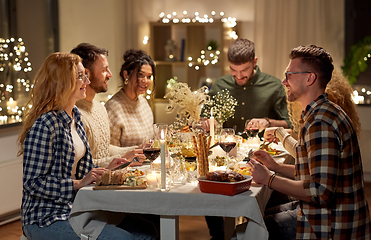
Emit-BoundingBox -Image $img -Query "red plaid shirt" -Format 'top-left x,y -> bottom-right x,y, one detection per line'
296,94 -> 370,239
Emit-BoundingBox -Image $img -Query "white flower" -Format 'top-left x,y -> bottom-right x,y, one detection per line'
202,89 -> 238,123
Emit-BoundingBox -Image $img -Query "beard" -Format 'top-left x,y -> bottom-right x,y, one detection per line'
89,73 -> 108,93
286,89 -> 300,102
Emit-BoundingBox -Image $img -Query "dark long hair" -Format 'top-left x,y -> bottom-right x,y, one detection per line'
120,49 -> 156,100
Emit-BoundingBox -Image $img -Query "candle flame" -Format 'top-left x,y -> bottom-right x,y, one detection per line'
161,129 -> 165,140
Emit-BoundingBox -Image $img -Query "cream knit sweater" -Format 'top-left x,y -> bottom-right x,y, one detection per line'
105,89 -> 154,147
76,99 -> 135,167
274,127 -> 297,158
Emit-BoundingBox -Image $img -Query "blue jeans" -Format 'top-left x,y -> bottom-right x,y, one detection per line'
23,214 -> 158,240
264,200 -> 299,240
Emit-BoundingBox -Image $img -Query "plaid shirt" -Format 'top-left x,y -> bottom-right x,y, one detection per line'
296,94 -> 370,239
21,107 -> 95,228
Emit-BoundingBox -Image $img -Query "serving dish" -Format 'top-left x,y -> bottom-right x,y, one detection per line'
198,175 -> 252,196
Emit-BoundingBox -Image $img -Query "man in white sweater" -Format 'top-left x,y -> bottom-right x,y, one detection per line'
71,43 -> 144,168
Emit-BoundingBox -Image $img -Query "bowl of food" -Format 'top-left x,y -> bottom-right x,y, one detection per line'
198,170 -> 252,196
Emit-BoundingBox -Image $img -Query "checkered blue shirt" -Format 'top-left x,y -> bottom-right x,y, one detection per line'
21,107 -> 96,228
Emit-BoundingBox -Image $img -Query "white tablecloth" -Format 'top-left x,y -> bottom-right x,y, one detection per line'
69,182 -> 272,240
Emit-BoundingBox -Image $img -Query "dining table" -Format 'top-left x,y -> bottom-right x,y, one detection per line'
69,178 -> 273,240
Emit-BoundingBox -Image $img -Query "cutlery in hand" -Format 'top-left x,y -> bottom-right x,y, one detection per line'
243,149 -> 254,163
113,157 -> 139,171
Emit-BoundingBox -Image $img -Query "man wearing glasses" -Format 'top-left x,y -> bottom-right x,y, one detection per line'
250,45 -> 370,239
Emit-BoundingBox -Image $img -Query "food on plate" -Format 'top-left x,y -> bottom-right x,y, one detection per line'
236,167 -> 251,176
95,169 -> 145,187
179,125 -> 191,133
111,169 -> 127,185
211,156 -> 227,167
99,170 -> 112,185
205,170 -> 246,182
179,146 -> 196,158
260,144 -> 283,156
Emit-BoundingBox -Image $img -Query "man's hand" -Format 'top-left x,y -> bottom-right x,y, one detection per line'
263,127 -> 279,143
246,118 -> 270,132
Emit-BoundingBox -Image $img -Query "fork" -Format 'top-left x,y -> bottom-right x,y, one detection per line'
243,149 -> 254,162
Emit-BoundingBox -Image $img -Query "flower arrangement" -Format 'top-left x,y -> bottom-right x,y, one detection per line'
202,89 -> 238,125
164,82 -> 209,130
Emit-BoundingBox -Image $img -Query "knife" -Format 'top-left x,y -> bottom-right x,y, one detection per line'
113,157 -> 139,171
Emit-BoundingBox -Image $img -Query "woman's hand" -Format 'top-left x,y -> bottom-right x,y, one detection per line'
263,127 -> 279,143
121,149 -> 144,161
248,159 -> 273,186
107,157 -> 129,170
74,167 -> 106,190
121,149 -> 145,166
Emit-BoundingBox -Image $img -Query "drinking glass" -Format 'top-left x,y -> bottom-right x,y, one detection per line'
245,119 -> 260,138
245,119 -> 261,149
219,128 -> 236,168
143,136 -> 161,162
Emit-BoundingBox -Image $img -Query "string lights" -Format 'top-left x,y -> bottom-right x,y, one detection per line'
0,37 -> 33,125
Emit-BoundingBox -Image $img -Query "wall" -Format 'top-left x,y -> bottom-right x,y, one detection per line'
58,0 -> 256,103
58,0 -> 133,102
0,124 -> 22,223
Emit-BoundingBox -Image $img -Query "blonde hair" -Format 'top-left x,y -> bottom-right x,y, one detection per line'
289,68 -> 361,137
18,52 -> 82,155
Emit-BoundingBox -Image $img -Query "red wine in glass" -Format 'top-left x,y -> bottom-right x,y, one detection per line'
246,128 -> 259,138
143,148 -> 161,161
219,142 -> 237,153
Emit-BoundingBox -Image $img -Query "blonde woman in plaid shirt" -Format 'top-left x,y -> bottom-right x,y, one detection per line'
249,45 -> 370,239
18,53 -> 157,240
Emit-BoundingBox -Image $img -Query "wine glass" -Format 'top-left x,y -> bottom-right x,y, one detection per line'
245,119 -> 261,149
245,119 -> 260,138
219,128 -> 236,168
142,136 -> 161,162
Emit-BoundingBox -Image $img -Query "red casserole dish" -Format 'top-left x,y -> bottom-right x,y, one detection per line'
198,175 -> 252,196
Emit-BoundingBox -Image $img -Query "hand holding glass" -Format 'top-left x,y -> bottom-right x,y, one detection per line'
245,119 -> 260,138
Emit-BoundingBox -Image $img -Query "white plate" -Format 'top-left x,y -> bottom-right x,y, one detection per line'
265,142 -> 289,158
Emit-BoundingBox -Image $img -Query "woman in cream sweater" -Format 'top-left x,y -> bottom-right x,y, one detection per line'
105,50 -> 156,147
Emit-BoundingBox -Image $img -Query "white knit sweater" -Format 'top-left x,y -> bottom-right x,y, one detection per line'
105,89 -> 154,147
76,99 -> 135,167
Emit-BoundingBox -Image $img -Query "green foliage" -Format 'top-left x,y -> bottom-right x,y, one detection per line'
342,36 -> 371,85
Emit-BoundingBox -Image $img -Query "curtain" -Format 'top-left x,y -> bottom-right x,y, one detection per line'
254,0 -> 344,79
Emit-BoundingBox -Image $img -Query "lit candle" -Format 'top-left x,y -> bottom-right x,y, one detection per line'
146,171 -> 158,187
210,108 -> 214,144
160,130 -> 166,189
7,98 -> 17,115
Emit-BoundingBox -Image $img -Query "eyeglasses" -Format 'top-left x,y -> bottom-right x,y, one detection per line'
77,73 -> 90,83
284,71 -> 312,81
